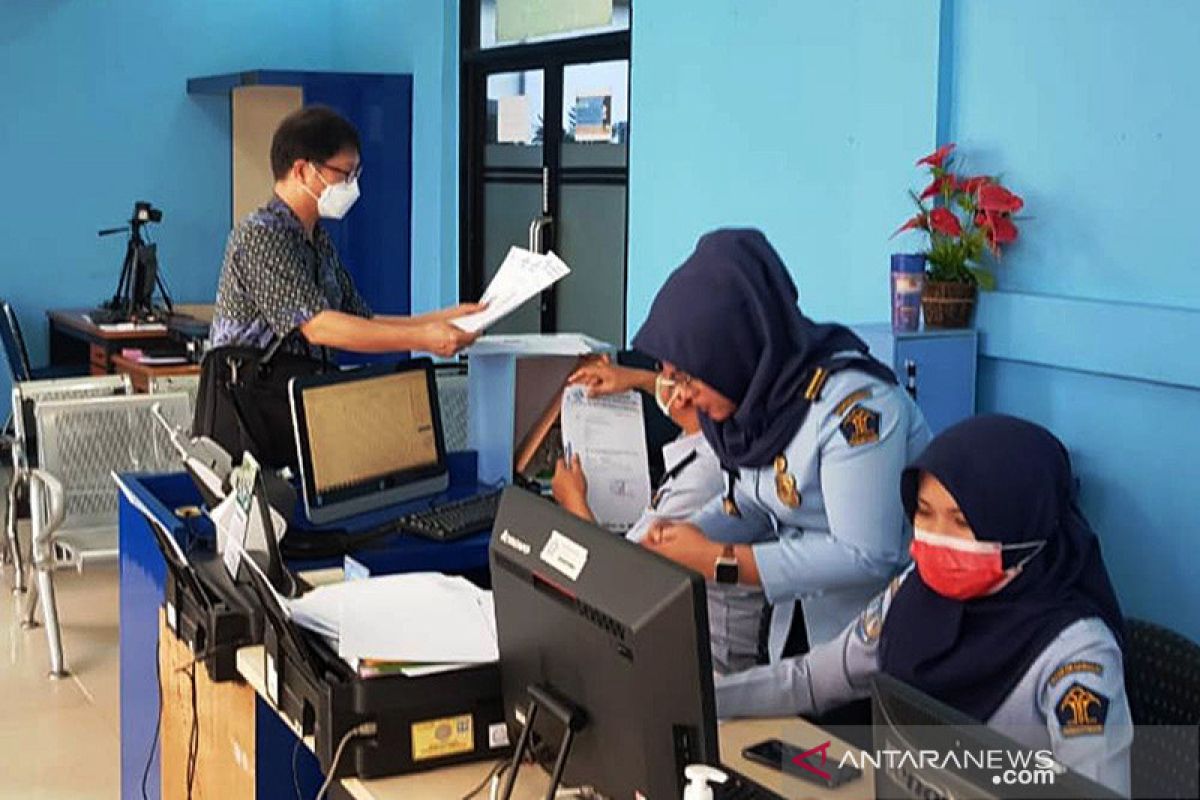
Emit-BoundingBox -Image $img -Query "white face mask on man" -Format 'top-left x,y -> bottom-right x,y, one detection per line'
304,162 -> 361,219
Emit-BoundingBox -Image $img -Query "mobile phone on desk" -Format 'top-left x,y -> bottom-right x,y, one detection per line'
742,738 -> 862,789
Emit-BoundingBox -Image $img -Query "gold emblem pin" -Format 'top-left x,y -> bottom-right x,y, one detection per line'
775,472 -> 802,509
774,455 -> 788,474
723,496 -> 742,518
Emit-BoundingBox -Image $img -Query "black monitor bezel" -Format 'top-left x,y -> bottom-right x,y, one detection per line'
290,358 -> 449,514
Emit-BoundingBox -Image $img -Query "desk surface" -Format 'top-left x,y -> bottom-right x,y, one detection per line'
237,639 -> 873,799
47,308 -> 175,340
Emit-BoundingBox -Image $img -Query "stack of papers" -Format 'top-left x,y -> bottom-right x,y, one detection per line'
560,385 -> 652,532
466,332 -> 610,357
287,573 -> 498,677
452,247 -> 571,333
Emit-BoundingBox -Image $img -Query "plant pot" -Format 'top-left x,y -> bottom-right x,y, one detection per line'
921,280 -> 977,329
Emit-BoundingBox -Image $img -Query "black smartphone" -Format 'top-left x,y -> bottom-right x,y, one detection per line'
742,738 -> 862,788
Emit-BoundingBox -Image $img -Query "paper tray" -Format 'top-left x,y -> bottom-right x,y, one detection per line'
162,551 -> 263,683
261,614 -> 511,780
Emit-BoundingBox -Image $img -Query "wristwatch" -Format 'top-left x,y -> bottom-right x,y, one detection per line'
714,545 -> 739,584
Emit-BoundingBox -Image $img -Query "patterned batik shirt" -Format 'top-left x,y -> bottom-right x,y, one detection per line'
211,196 -> 372,355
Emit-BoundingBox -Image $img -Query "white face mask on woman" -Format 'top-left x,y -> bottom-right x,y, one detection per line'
305,162 -> 361,219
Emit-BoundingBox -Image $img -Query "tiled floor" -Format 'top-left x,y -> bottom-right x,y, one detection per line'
1,537 -> 122,800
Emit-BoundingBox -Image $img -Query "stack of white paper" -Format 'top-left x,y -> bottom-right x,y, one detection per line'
452,247 -> 571,333
559,385 -> 652,532
286,573 -> 498,667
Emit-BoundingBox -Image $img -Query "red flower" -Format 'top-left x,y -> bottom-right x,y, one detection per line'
977,183 -> 1024,213
917,143 -> 955,169
919,174 -> 955,200
892,214 -> 928,238
957,175 -> 991,194
929,207 -> 963,237
988,212 -> 1018,245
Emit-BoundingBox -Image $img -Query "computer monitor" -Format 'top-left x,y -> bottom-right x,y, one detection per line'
289,358 -> 449,524
489,487 -> 719,800
871,673 -> 1122,799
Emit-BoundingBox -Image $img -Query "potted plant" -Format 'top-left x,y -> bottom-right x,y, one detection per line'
894,143 -> 1024,328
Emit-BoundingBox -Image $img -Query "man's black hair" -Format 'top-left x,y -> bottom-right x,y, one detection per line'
270,106 -> 361,180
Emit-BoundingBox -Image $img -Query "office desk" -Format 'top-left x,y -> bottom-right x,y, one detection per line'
235,643 -> 873,800
48,308 -> 175,374
110,354 -> 200,392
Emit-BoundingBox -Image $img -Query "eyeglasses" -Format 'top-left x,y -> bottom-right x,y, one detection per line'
654,371 -> 692,406
316,161 -> 363,184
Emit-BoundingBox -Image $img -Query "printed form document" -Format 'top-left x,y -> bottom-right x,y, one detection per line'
452,246 -> 571,333
559,384 -> 651,532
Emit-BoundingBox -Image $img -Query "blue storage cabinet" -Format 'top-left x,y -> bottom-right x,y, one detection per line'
851,323 -> 978,436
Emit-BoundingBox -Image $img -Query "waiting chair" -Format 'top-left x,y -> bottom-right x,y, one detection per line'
147,372 -> 200,417
4,375 -> 132,593
1125,618 -> 1200,799
23,392 -> 190,677
0,299 -> 89,385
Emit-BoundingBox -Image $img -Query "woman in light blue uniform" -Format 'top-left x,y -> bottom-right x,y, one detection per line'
551,357 -> 765,674
631,229 -> 931,662
717,415 -> 1132,796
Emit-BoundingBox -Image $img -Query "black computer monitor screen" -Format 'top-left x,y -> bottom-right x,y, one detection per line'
489,487 -> 719,800
871,673 -> 1120,800
290,360 -> 450,523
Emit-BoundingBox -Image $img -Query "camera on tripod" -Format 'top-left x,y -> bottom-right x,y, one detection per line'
94,201 -> 173,324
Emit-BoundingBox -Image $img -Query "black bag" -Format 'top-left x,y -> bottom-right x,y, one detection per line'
193,332 -> 331,471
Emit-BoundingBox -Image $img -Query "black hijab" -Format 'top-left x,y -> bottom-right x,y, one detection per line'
631,228 -> 880,468
879,414 -> 1126,721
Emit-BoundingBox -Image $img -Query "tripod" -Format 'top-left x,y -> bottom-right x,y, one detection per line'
97,203 -> 173,323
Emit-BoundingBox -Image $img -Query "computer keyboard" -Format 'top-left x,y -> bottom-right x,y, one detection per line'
393,490 -> 502,542
712,767 -> 787,800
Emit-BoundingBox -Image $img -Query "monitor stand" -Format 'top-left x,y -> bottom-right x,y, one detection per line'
499,684 -> 588,800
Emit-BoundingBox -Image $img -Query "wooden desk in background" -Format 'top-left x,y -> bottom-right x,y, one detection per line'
110,354 -> 200,393
47,305 -> 210,376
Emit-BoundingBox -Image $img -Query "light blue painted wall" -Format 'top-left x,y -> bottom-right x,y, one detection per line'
625,1 -> 942,337
0,1 -> 338,412
947,1 -> 1200,641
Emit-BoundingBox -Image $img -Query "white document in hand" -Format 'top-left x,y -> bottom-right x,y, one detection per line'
559,385 -> 652,532
452,247 -> 571,333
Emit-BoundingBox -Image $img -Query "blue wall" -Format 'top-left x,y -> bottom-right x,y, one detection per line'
624,0 -> 1199,641
0,1 -> 456,418
0,2 -> 336,415
332,1 -> 461,315
625,1 -> 942,334
946,1 -> 1200,641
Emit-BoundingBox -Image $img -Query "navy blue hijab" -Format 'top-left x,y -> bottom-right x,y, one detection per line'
631,228 -> 877,468
879,415 -> 1126,721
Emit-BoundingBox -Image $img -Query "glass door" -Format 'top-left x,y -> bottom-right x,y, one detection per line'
462,1 -> 631,344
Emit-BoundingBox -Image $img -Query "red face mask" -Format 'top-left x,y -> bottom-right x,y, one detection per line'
910,528 -> 1045,601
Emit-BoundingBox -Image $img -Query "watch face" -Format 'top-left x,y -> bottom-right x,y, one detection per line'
715,560 -> 739,584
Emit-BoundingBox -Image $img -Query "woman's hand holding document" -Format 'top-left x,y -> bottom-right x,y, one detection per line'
559,384 -> 652,532
451,246 -> 571,333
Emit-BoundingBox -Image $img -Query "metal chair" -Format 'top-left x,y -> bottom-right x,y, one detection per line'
23,392 -> 190,677
0,299 -> 89,385
1125,618 -> 1200,799
147,372 -> 200,416
4,375 -> 132,593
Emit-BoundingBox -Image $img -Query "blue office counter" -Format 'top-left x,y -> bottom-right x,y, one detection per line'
118,454 -> 493,799
852,323 -> 978,435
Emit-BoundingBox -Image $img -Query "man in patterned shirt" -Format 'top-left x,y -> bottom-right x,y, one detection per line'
212,106 -> 480,357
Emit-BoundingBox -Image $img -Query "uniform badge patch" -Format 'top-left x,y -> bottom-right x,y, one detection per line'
1048,661 -> 1104,687
833,388 -> 872,417
840,404 -> 881,447
1055,682 -> 1109,737
855,593 -> 885,645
